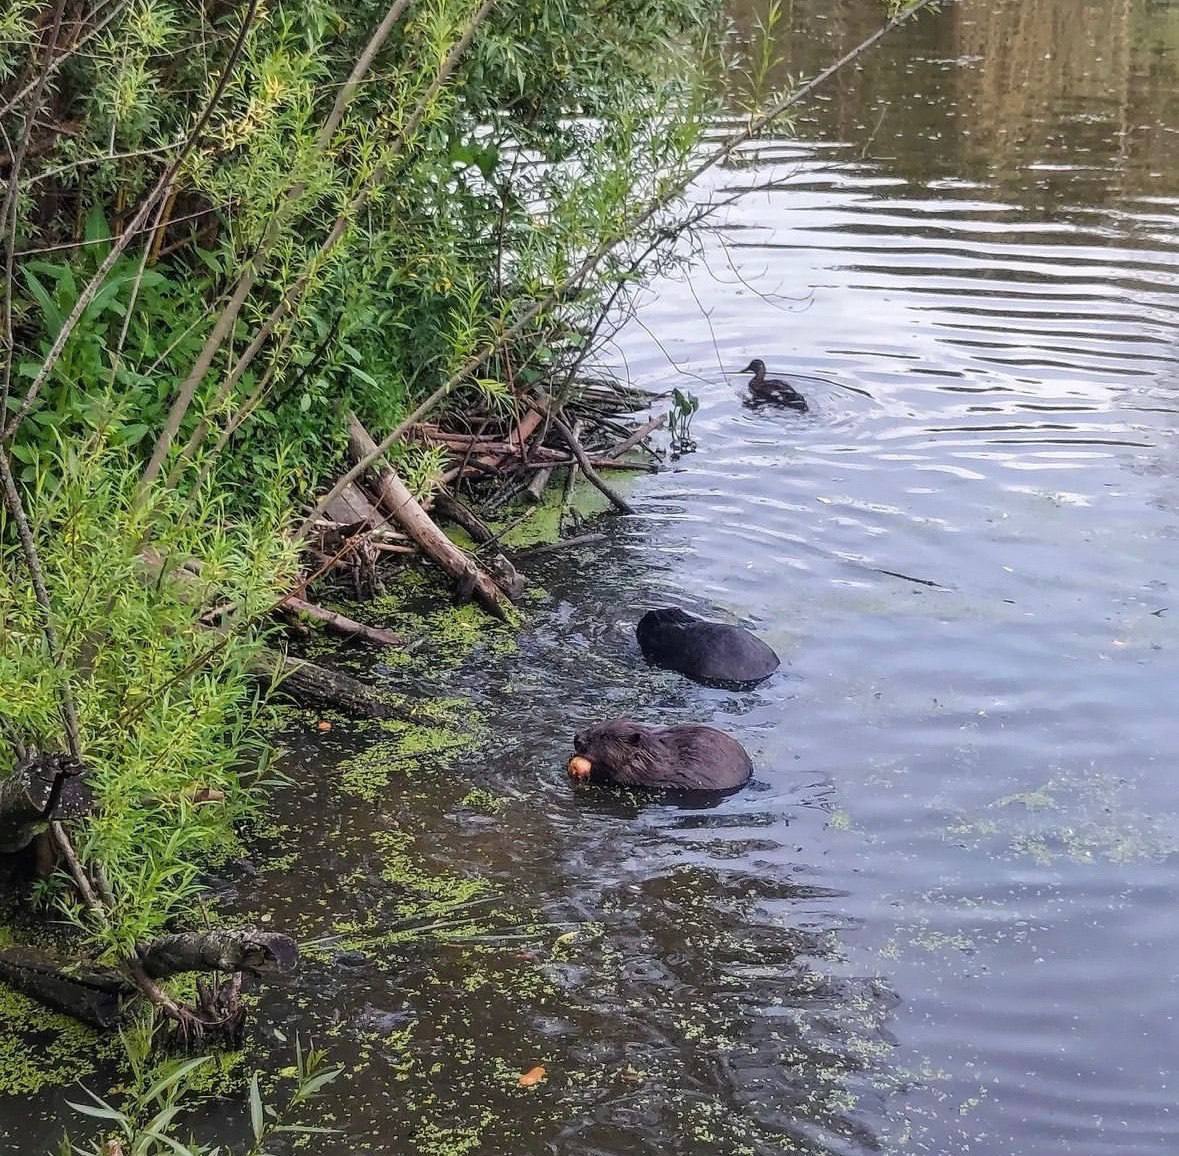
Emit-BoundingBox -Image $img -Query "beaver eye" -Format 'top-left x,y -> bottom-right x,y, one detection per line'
627,731 -> 642,745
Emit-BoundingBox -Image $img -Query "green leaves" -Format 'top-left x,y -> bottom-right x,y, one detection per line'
61,1043 -> 342,1155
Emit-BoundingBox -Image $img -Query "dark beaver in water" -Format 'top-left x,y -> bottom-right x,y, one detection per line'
570,718 -> 753,792
636,608 -> 779,686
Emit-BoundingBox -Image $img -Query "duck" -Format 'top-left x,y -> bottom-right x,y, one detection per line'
740,359 -> 808,411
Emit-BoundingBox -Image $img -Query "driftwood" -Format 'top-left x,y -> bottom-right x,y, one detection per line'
347,413 -> 507,619
432,492 -> 525,599
0,930 -> 297,1032
141,929 -> 298,979
279,593 -> 402,647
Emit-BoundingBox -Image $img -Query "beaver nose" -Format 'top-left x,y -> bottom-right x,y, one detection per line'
573,731 -> 587,754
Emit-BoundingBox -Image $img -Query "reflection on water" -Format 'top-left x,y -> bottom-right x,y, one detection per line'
11,1 -> 1179,1152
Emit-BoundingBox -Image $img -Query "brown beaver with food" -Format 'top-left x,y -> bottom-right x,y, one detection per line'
568,718 -> 753,792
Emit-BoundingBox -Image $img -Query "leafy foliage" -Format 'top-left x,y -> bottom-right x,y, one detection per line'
60,1033 -> 342,1155
0,444 -> 296,956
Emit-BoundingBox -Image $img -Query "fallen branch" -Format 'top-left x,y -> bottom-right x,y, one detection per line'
516,533 -> 608,557
545,411 -> 634,515
432,492 -> 525,599
346,413 -> 507,619
250,645 -> 409,720
607,412 -> 666,458
279,593 -> 403,647
0,929 -> 297,1032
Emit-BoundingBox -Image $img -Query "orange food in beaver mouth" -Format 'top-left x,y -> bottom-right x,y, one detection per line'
567,755 -> 592,780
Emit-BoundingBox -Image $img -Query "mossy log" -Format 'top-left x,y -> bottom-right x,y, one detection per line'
0,930 -> 296,1032
251,645 -> 409,719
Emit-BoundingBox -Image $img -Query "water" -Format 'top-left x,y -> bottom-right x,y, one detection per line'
14,1 -> 1179,1152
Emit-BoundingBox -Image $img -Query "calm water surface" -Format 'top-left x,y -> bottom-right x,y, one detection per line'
17,0 -> 1179,1152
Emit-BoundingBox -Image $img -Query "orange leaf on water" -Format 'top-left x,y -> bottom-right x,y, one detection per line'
317,720 -> 333,732
518,1065 -> 547,1087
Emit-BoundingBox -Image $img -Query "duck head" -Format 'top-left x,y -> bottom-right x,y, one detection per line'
739,359 -> 766,376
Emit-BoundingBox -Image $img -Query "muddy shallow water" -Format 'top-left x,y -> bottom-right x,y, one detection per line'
12,0 -> 1179,1153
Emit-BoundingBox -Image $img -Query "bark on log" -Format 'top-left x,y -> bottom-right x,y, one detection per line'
524,461 -> 555,503
250,645 -> 408,719
346,413 -> 507,619
432,492 -> 525,599
0,930 -> 297,1031
140,929 -> 298,979
0,946 -> 131,1030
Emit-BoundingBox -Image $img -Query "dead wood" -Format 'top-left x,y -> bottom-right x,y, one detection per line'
606,412 -> 666,458
0,945 -> 131,1029
250,645 -> 409,719
545,410 -> 635,515
346,413 -> 507,619
0,930 -> 296,1032
140,929 -> 298,979
432,492 -> 525,599
279,593 -> 403,647
516,532 -> 609,557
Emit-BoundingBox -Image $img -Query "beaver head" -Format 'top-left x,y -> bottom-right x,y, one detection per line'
570,718 -> 752,792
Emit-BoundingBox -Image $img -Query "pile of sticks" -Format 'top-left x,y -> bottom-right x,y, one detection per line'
303,387 -> 666,625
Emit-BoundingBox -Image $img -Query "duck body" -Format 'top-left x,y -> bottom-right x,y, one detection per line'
636,607 -> 780,687
741,359 -> 808,411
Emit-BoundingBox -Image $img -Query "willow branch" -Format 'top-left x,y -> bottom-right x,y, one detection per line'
317,0 -> 415,149
0,449 -> 82,759
139,0 -> 420,491
296,0 -> 942,537
1,0 -> 68,421
2,0 -> 262,445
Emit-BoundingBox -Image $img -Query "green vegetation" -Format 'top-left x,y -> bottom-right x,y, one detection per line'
1,0 -> 721,980
58,1034 -> 342,1155
0,0 -> 942,1146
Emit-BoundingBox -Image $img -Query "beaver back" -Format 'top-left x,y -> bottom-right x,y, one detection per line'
573,718 -> 752,791
637,608 -> 779,686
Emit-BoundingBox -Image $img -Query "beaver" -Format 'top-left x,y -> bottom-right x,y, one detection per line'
636,607 -> 779,686
569,718 -> 753,792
